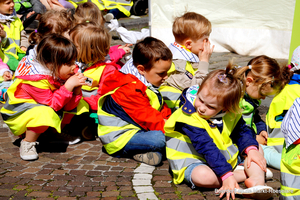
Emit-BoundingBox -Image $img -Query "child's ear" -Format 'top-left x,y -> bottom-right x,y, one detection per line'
246,77 -> 254,86
137,65 -> 146,75
184,39 -> 193,50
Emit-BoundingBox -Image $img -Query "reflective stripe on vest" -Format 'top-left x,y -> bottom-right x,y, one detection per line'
165,108 -> 240,184
280,143 -> 300,199
267,128 -> 284,152
98,82 -> 164,154
159,85 -> 181,110
1,96 -> 45,121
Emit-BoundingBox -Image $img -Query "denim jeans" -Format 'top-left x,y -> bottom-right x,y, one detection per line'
114,130 -> 166,158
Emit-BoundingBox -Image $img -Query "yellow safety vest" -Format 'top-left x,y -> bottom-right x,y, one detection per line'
14,0 -> 32,12
159,61 -> 196,111
239,97 -> 261,133
82,64 -> 106,97
0,78 -> 89,135
280,142 -> 300,199
97,82 -> 164,155
2,18 -> 25,60
266,83 -> 300,152
68,0 -> 133,17
165,108 -> 240,184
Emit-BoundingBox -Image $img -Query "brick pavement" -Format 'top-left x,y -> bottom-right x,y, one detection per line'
0,16 -> 287,200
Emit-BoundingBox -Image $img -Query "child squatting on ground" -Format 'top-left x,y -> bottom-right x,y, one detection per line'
236,55 -> 290,170
159,11 -> 214,111
97,37 -> 172,166
0,34 -> 90,161
165,63 -> 274,200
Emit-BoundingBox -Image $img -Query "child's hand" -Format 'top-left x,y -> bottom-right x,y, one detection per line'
118,44 -> 133,54
3,71 -> 12,81
256,131 -> 268,145
246,149 -> 267,172
64,72 -> 89,92
198,39 -> 214,62
0,24 -> 6,38
218,175 -> 240,200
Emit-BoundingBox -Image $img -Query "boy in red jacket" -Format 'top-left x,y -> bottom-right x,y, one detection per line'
97,37 -> 172,165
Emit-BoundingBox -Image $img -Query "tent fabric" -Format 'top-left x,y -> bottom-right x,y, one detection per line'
150,0 -> 295,59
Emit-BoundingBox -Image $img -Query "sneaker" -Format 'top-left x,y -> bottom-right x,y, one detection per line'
103,13 -> 114,22
20,140 -> 39,161
50,132 -> 81,145
133,152 -> 162,166
266,168 -> 273,180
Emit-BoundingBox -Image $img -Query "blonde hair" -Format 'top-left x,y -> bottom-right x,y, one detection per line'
69,22 -> 110,64
235,55 -> 290,96
198,61 -> 245,114
29,10 -> 73,45
73,2 -> 105,26
172,12 -> 211,44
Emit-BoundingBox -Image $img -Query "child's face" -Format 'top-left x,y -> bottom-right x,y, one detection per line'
194,86 -> 224,119
245,78 -> 277,100
57,63 -> 76,80
0,0 -> 14,15
138,59 -> 171,87
188,35 -> 209,55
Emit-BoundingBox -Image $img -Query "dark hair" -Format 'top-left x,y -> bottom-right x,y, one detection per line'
199,61 -> 245,114
132,37 -> 172,71
29,10 -> 73,45
36,34 -> 77,77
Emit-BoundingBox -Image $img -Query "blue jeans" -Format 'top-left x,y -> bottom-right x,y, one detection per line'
114,130 -> 166,158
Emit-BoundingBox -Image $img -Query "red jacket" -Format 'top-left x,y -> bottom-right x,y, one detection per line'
100,70 -> 171,133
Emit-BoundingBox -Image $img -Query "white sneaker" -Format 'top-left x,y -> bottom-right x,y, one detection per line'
20,140 -> 39,160
266,168 -> 273,180
50,132 -> 81,145
103,13 -> 114,22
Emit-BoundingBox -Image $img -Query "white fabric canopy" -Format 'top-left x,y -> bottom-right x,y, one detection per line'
150,0 -> 295,59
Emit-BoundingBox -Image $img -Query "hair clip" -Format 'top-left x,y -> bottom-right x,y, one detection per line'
248,65 -> 252,70
34,29 -> 37,33
218,74 -> 228,83
86,20 -> 89,23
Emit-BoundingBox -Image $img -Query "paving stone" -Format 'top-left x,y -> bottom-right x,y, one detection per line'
136,193 -> 158,200
27,191 -> 51,198
134,186 -> 154,193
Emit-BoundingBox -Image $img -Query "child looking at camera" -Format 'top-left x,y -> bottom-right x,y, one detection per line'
0,34 -> 89,161
165,64 -> 273,200
97,37 -> 172,166
0,0 -> 29,71
159,12 -> 214,111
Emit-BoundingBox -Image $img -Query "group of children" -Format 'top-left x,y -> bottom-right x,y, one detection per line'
0,1 -> 299,198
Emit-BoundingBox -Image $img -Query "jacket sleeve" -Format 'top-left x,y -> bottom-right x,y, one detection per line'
108,45 -> 126,62
190,61 -> 209,86
230,118 -> 259,155
21,80 -> 80,111
253,111 -> 267,134
112,82 -> 168,132
181,123 -> 233,177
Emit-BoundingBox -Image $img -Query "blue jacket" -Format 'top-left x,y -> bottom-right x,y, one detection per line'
177,88 -> 258,177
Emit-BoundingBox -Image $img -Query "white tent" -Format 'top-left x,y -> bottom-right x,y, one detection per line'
150,0 -> 296,59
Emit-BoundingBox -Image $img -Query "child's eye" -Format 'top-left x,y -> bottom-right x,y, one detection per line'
208,105 -> 215,110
